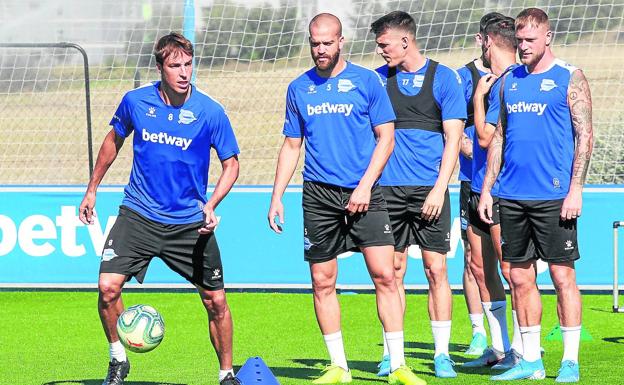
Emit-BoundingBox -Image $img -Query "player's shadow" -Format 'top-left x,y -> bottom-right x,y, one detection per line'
43,381 -> 186,385
604,336 -> 624,344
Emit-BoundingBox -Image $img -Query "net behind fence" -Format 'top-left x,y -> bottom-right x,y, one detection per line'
0,0 -> 622,185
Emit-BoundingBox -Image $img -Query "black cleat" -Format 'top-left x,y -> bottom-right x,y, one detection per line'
219,373 -> 241,385
102,358 -> 130,385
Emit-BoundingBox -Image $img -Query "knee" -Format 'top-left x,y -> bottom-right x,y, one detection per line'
501,265 -> 512,286
509,269 -> 534,293
371,267 -> 396,290
551,273 -> 577,294
312,274 -> 336,297
201,290 -> 228,318
98,280 -> 122,307
425,260 -> 448,286
469,259 -> 485,284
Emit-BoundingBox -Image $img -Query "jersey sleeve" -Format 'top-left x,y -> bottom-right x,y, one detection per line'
210,107 -> 240,161
434,66 -> 467,121
282,82 -> 304,138
485,79 -> 503,126
456,66 -> 473,105
109,93 -> 134,137
367,71 -> 396,127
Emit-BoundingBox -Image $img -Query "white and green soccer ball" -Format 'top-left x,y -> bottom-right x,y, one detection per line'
116,304 -> 165,353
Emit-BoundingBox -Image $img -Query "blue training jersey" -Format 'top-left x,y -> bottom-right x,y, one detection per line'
376,59 -> 467,186
283,61 -> 396,188
457,64 -> 488,182
111,82 -> 240,224
485,59 -> 577,200
473,64 -> 520,194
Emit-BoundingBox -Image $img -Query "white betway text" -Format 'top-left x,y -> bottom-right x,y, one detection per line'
506,102 -> 547,116
306,103 -> 354,117
142,129 -> 192,150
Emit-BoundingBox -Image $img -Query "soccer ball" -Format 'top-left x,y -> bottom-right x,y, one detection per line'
116,304 -> 165,353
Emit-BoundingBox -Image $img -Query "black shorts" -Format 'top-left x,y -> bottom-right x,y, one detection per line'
499,199 -> 580,263
468,191 -> 501,234
302,182 -> 395,263
100,206 -> 224,290
381,185 -> 451,254
460,181 -> 471,241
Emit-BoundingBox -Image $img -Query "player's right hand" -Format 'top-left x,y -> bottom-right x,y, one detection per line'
478,191 -> 494,225
268,199 -> 284,234
475,73 -> 498,96
79,191 -> 96,225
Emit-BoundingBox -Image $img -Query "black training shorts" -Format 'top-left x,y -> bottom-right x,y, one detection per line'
302,181 -> 395,263
100,206 -> 225,290
460,181 -> 471,241
499,198 -> 580,263
381,185 -> 451,254
468,191 -> 501,234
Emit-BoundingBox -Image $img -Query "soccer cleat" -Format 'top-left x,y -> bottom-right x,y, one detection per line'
555,360 -> 579,383
465,332 -> 488,356
102,358 -> 130,385
377,355 -> 391,377
312,364 -> 352,384
388,365 -> 427,385
492,348 -> 522,370
433,354 -> 457,378
491,358 -> 545,381
219,373 -> 241,385
463,348 -> 501,368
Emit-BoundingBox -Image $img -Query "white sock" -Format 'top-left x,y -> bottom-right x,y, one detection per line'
385,331 -> 406,372
469,313 -> 486,336
219,369 -> 234,381
382,327 -> 389,357
520,325 -> 541,362
323,331 -> 348,371
511,310 -> 524,355
483,301 -> 511,353
109,341 -> 127,362
561,325 -> 581,363
431,320 -> 451,358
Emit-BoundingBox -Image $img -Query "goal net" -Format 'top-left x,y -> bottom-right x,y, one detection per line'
0,0 -> 622,185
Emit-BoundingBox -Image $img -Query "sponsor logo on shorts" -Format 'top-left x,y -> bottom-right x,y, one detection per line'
383,224 -> 392,234
102,248 -> 118,262
211,268 -> 222,280
445,232 -> 451,242
178,109 -> 197,124
337,79 -> 356,93
565,240 -> 575,251
540,79 -> 557,92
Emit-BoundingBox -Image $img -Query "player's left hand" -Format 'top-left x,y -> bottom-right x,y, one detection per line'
422,186 -> 444,221
199,204 -> 218,234
561,187 -> 583,221
346,185 -> 371,215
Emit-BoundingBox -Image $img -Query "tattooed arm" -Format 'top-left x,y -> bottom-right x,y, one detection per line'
561,69 -> 593,221
478,119 -> 504,224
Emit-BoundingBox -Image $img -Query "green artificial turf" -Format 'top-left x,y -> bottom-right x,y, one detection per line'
0,291 -> 621,384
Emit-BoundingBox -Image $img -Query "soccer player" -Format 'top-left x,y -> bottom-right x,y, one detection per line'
268,13 -> 422,385
455,12 -> 507,358
478,8 -> 593,382
78,33 -> 241,385
370,11 -> 466,378
463,15 -> 524,370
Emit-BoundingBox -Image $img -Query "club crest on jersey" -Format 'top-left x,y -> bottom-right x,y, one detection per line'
146,106 -> 157,118
178,109 -> 197,124
540,79 -> 557,92
337,79 -> 356,93
412,75 -> 424,88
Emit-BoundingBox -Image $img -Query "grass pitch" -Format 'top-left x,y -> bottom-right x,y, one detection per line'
0,291 -> 622,385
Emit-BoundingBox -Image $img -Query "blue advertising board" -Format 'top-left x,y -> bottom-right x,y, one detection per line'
0,186 -> 622,288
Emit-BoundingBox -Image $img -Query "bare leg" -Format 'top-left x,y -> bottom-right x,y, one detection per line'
309,259 -> 341,334
197,287 -> 233,370
98,273 -> 127,343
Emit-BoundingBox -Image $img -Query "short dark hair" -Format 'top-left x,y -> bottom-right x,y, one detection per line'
153,32 -> 194,66
370,11 -> 417,37
479,12 -> 506,34
516,7 -> 550,30
484,16 -> 518,50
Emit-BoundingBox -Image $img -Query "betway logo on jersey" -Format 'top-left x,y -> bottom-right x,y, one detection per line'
142,129 -> 192,150
506,102 -> 547,116
306,103 -> 354,117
